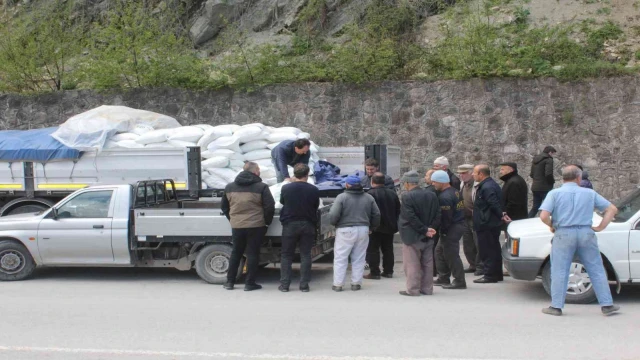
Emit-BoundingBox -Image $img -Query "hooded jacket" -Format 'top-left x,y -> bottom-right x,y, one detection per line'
221,171 -> 275,229
367,186 -> 401,234
329,185 -> 381,229
500,170 -> 529,221
580,170 -> 593,189
530,153 -> 555,192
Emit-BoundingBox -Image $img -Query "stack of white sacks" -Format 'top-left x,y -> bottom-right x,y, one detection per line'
104,123 -> 322,207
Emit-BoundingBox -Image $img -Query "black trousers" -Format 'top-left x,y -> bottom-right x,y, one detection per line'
529,191 -> 548,218
280,221 -> 316,287
227,227 -> 265,285
366,232 -> 395,275
435,222 -> 466,284
476,226 -> 503,281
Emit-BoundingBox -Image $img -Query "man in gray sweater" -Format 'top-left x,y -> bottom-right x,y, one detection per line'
329,175 -> 381,291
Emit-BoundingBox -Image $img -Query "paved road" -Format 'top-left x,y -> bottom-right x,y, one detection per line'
0,264 -> 638,360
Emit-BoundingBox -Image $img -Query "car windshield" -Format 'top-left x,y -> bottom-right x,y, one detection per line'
610,189 -> 640,222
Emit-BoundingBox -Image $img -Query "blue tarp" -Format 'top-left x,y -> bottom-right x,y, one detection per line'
0,127 -> 81,162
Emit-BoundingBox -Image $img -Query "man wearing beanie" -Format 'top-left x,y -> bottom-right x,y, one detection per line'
433,156 -> 461,191
431,170 -> 467,289
329,175 -> 381,291
398,171 -> 441,296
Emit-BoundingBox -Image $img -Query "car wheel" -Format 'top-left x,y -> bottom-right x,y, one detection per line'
541,260 -> 597,304
0,241 -> 36,281
195,244 -> 244,285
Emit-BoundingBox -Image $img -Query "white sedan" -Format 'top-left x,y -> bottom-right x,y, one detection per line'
503,189 -> 640,303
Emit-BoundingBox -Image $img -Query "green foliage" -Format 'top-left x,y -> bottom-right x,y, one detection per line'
0,0 -> 85,92
583,21 -> 623,57
596,7 -> 611,15
562,110 -> 573,125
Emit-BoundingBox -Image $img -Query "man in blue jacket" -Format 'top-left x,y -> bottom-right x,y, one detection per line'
472,164 -> 505,284
271,139 -> 311,183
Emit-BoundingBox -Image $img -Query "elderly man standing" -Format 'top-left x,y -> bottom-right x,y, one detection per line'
457,164 -> 481,275
432,170 -> 467,289
398,171 -> 441,296
364,173 -> 401,279
539,165 -> 619,316
472,165 -> 504,284
360,158 -> 395,189
221,161 -> 276,291
329,175 -> 380,291
433,156 -> 461,190
499,162 -> 529,223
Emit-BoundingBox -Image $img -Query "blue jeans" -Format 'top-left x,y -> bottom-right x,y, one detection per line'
550,227 -> 613,308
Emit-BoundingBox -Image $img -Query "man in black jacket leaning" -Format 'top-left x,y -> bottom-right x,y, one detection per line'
499,162 -> 529,224
364,172 -> 401,280
279,164 -> 320,292
271,139 -> 311,183
472,165 -> 504,284
221,162 -> 276,291
529,146 -> 556,217
398,171 -> 441,296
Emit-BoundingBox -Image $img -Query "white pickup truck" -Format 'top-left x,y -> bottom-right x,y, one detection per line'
503,189 -> 640,303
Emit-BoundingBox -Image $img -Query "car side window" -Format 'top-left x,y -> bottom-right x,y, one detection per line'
57,191 -> 113,219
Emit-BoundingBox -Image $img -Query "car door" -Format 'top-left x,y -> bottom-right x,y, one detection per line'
628,219 -> 640,279
37,189 -> 115,265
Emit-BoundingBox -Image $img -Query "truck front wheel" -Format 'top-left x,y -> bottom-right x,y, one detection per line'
0,241 -> 36,281
541,260 -> 597,304
195,244 -> 244,285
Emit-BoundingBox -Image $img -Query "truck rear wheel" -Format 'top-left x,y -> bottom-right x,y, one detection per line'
1,198 -> 55,216
0,241 -> 36,281
195,244 -> 244,285
542,260 -> 597,304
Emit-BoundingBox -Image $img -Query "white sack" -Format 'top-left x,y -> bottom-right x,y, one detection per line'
310,142 -> 320,153
209,168 -> 240,183
168,126 -> 204,143
207,136 -> 241,153
104,140 -> 121,149
263,177 -> 277,186
233,126 -> 263,143
267,132 -> 297,143
204,149 -> 234,159
254,159 -> 274,168
297,132 -> 311,139
168,140 -> 197,147
51,105 -> 180,151
202,172 -> 228,189
202,156 -> 230,169
243,149 -> 272,161
311,153 -> 320,162
116,140 -> 145,148
111,133 -> 139,142
145,142 -> 178,148
131,124 -> 155,136
241,123 -> 266,130
194,124 -> 214,131
197,127 -> 234,148
307,176 -> 316,185
261,166 -> 276,179
267,142 -> 281,150
214,124 -> 241,133
240,140 -> 269,153
229,159 -> 245,168
272,127 -> 302,135
136,129 -> 172,144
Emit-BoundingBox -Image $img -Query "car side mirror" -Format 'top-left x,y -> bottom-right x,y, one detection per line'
50,208 -> 58,220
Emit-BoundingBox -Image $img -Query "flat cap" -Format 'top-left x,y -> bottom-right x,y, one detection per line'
402,171 -> 421,184
456,164 -> 474,173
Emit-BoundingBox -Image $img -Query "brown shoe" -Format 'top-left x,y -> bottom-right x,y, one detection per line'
363,274 -> 381,280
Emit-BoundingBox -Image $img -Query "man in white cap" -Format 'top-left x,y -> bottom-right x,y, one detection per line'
431,170 -> 467,289
433,156 -> 461,190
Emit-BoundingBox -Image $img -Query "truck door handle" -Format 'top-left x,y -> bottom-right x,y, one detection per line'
93,225 -> 104,229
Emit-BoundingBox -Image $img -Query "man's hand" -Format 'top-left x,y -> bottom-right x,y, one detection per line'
426,228 -> 437,238
502,213 -> 512,223
549,226 -> 555,233
592,224 -> 606,232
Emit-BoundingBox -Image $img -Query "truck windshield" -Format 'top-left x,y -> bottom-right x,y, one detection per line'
611,189 -> 640,222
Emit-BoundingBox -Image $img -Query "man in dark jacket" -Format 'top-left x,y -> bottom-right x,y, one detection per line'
432,170 -> 467,290
529,146 -> 556,217
271,139 -> 311,183
221,162 -> 276,291
499,162 -> 529,224
360,158 -> 395,189
364,173 -> 401,279
423,169 -> 437,194
472,165 -> 504,284
279,164 -> 319,292
398,171 -> 441,296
